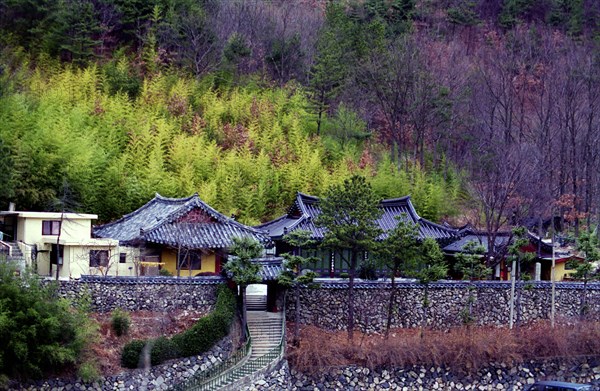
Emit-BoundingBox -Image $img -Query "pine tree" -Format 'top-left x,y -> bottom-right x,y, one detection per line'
223,236 -> 263,334
377,215 -> 421,337
315,175 -> 382,341
277,230 -> 318,347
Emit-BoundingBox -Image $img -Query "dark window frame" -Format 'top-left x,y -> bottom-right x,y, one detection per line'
119,253 -> 127,264
89,250 -> 109,267
181,251 -> 202,270
42,220 -> 61,235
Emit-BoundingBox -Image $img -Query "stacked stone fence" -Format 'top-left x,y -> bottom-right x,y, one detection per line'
50,275 -> 226,312
245,359 -> 600,390
287,280 -> 600,333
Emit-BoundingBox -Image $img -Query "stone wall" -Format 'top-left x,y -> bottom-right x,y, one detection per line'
51,276 -> 226,312
12,334 -> 234,391
244,359 -> 600,391
287,281 -> 600,332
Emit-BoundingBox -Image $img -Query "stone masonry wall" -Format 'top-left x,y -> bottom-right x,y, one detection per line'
51,276 -> 225,312
286,281 -> 600,332
11,332 -> 234,391
244,359 -> 600,391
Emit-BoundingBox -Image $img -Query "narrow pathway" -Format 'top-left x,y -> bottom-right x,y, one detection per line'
181,294 -> 285,391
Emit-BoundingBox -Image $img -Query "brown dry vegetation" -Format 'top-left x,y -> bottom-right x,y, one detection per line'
287,321 -> 600,374
89,310 -> 207,375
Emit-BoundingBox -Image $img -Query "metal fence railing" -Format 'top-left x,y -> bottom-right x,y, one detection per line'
171,295 -> 287,391
170,322 -> 252,391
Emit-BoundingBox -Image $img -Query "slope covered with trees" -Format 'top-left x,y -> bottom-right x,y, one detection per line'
0,0 -> 599,236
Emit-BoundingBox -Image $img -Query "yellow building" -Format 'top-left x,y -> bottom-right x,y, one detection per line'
0,209 -> 135,279
94,194 -> 270,276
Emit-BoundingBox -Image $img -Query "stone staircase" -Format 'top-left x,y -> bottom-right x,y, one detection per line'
1,242 -> 26,270
246,294 -> 267,311
246,311 -> 283,359
175,307 -> 284,391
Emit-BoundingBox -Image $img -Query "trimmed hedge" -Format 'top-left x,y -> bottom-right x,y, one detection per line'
121,340 -> 146,369
120,285 -> 237,369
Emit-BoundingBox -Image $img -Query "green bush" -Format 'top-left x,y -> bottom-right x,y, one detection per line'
0,263 -> 94,380
121,340 -> 146,369
78,361 -> 100,383
111,308 -> 131,337
120,285 -> 237,368
159,268 -> 173,277
150,337 -> 179,365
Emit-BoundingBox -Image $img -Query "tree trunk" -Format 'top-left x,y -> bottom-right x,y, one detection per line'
241,285 -> 248,341
385,273 -> 397,338
347,250 -> 357,342
55,212 -> 64,280
176,246 -> 181,278
581,279 -> 588,319
420,283 -> 429,340
294,283 -> 301,346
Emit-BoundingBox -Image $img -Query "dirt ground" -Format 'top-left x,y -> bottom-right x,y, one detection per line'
90,309 -> 208,375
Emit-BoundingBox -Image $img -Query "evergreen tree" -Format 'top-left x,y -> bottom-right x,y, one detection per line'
454,240 -> 489,325
377,215 -> 421,336
223,236 -> 263,334
567,230 -> 600,318
307,4 -> 349,135
507,226 -> 535,327
315,175 -> 382,341
277,230 -> 318,347
411,238 -> 447,334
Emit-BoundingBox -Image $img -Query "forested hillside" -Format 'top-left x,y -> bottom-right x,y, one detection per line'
0,0 -> 599,232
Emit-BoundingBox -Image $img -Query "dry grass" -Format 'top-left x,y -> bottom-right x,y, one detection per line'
287,321 -> 600,374
90,309 -> 207,375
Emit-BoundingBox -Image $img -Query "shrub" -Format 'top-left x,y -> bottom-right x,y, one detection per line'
159,268 -> 173,277
0,263 -> 95,380
121,340 -> 146,369
111,308 -> 131,337
173,316 -> 219,357
78,361 -> 100,383
120,285 -> 237,367
150,337 -> 179,365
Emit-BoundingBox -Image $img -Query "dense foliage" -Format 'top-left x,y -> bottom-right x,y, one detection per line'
1,0 -> 599,236
0,58 -> 461,225
120,285 -> 236,368
0,264 -> 96,382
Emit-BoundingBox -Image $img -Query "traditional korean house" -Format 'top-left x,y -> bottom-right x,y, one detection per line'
443,227 -> 580,281
256,192 -> 458,276
94,193 -> 271,276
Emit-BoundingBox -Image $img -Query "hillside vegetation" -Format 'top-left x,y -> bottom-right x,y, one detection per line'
0,0 -> 599,231
0,63 -> 461,224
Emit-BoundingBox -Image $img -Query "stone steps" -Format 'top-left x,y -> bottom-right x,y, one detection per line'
246,295 -> 267,311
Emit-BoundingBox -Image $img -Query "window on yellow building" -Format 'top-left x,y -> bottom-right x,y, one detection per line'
89,250 -> 109,267
42,220 -> 61,235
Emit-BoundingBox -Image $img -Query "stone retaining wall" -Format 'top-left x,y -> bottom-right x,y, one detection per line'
51,276 -> 225,312
287,281 -> 600,332
244,359 -> 600,390
11,335 -> 234,391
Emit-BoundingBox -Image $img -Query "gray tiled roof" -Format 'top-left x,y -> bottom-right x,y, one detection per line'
253,256 -> 284,281
257,193 -> 457,241
94,193 -> 270,249
443,229 -> 555,255
443,233 -> 511,253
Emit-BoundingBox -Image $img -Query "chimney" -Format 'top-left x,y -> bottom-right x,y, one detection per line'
8,202 -> 15,212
